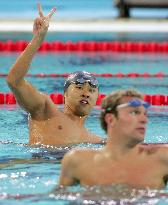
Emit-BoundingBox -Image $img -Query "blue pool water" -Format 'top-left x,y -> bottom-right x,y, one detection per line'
0,1 -> 168,203
0,0 -> 168,20
2,32 -> 168,42
0,49 -> 168,204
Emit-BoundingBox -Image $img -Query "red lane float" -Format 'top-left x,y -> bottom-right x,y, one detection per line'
1,41 -> 168,52
5,93 -> 16,104
0,93 -> 5,104
96,94 -> 106,105
0,40 -> 28,52
50,93 -> 64,104
0,72 -> 168,78
1,93 -> 168,106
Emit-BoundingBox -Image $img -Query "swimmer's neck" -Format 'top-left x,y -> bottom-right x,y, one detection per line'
63,105 -> 87,125
104,135 -> 140,158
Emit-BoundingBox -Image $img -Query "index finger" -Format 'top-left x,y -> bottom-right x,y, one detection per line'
37,2 -> 44,18
47,7 -> 56,19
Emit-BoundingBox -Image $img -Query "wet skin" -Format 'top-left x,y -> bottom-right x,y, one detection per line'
29,83 -> 101,145
7,3 -> 102,146
59,97 -> 168,188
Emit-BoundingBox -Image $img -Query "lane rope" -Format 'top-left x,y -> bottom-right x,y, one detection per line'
0,93 -> 168,106
1,41 -> 168,52
0,73 -> 167,78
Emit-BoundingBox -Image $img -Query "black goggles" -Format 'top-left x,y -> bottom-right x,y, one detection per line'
72,77 -> 99,88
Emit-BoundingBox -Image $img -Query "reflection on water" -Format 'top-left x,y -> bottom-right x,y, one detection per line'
0,106 -> 168,204
0,141 -> 104,168
1,184 -> 168,204
0,141 -> 168,204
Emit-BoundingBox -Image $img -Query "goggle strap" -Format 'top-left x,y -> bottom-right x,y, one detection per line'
117,101 -> 151,109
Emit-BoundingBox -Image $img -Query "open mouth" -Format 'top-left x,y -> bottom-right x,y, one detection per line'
80,99 -> 89,105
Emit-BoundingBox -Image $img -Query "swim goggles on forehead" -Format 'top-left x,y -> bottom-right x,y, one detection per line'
72,77 -> 99,88
117,99 -> 151,109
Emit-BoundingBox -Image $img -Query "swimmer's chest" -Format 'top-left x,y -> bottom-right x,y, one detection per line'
30,112 -> 88,139
79,156 -> 165,188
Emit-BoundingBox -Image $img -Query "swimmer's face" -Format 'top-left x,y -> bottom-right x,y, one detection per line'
111,97 -> 148,144
64,82 -> 99,116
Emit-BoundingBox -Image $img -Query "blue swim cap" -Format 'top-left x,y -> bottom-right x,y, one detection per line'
64,71 -> 99,92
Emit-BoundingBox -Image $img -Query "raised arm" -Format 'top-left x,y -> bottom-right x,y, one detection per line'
7,3 -> 56,118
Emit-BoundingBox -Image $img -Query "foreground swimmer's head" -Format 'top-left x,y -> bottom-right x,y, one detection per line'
64,71 -> 99,116
100,89 -> 150,137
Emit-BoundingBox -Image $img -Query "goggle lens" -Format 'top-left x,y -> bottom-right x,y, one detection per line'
129,100 -> 150,109
75,78 -> 99,88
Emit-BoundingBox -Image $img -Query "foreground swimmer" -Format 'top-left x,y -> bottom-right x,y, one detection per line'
7,3 -> 102,146
59,89 -> 168,189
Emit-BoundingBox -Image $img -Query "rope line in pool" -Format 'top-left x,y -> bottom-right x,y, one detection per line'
0,73 -> 167,78
1,41 -> 168,52
0,93 -> 168,106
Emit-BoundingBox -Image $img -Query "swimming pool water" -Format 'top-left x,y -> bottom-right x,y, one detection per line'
0,0 -> 168,20
1,0 -> 168,203
1,52 -> 168,94
1,52 -> 168,73
1,32 -> 168,42
0,50 -> 168,204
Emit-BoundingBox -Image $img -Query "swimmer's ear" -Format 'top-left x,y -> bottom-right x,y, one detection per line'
64,91 -> 69,104
105,113 -> 115,127
64,91 -> 68,98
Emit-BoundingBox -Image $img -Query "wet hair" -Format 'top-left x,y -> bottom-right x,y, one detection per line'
100,89 -> 143,133
64,71 -> 99,92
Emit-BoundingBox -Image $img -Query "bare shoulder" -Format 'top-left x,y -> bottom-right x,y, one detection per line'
61,148 -> 98,167
138,143 -> 168,162
60,148 -> 98,186
44,93 -> 58,110
138,143 -> 168,152
63,148 -> 97,163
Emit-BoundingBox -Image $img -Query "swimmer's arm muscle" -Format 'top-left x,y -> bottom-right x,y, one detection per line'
7,36 -> 48,115
7,4 -> 56,117
7,36 -> 46,105
7,3 -> 56,91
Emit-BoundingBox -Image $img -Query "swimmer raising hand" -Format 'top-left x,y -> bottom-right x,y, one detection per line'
7,3 -> 102,146
33,3 -> 56,38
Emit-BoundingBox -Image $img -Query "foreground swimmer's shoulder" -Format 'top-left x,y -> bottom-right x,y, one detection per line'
61,147 -> 98,173
138,143 -> 168,157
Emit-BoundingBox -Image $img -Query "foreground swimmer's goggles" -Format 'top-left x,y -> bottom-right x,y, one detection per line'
117,99 -> 151,109
72,77 -> 99,88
